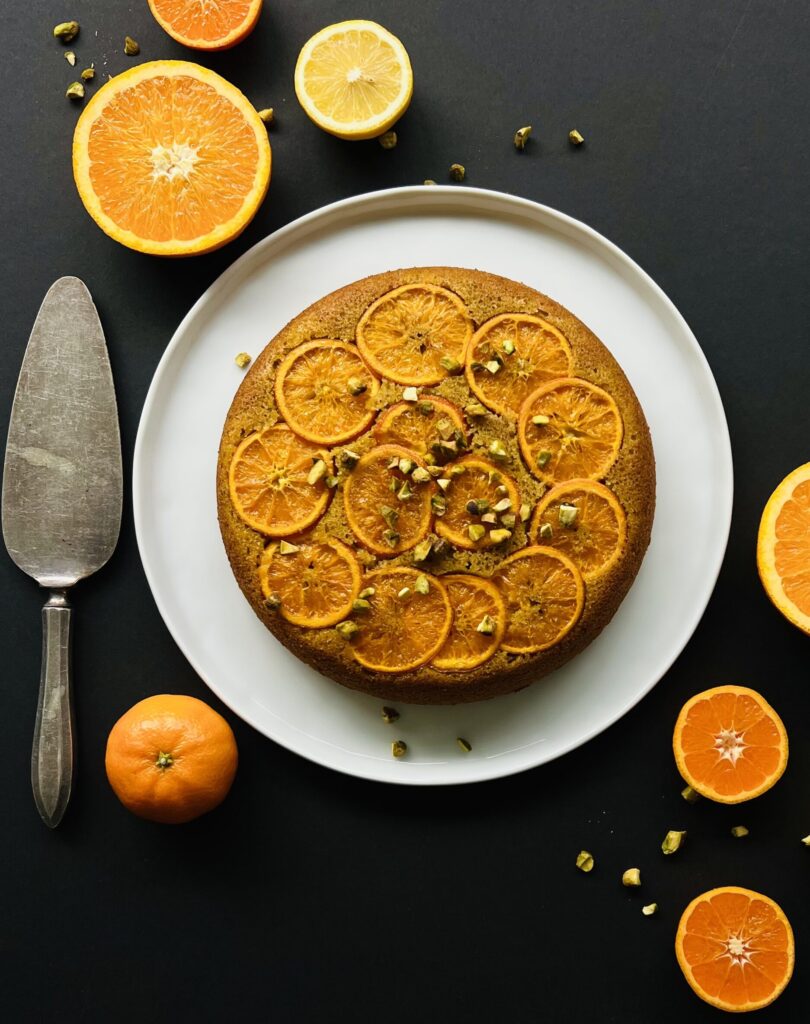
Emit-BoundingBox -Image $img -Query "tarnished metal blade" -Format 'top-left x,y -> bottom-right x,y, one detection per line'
2,277 -> 122,588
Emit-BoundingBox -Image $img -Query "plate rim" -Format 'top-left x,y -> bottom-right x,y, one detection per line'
133,185 -> 733,786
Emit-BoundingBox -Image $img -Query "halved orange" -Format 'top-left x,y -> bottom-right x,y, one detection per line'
528,480 -> 627,580
275,340 -> 380,446
491,546 -> 584,653
342,444 -> 434,556
228,424 -> 332,536
757,462 -> 810,635
73,61 -> 271,256
432,575 -> 506,670
259,537 -> 360,627
374,396 -> 466,455
147,0 -> 263,50
675,886 -> 794,1012
465,314 -> 572,420
348,567 -> 452,672
518,378 -> 623,483
673,686 -> 788,804
356,284 -> 474,386
434,456 -> 520,551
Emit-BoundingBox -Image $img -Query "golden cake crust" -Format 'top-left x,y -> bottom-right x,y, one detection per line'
216,267 -> 655,704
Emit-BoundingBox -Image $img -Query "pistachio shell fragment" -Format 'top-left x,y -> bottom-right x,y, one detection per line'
661,830 -> 686,855
622,868 -> 642,887
576,850 -> 594,873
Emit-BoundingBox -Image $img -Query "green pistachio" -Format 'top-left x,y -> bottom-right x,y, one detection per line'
278,540 -> 299,555
381,706 -> 400,724
468,524 -> 486,542
457,737 -> 472,753
661,830 -> 686,855
391,739 -> 408,758
335,621 -> 359,640
414,574 -> 430,595
53,21 -> 80,43
476,614 -> 496,635
622,868 -> 641,887
576,850 -> 594,873
514,125 -> 532,150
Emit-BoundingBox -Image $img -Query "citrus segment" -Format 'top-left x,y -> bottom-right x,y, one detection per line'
147,0 -> 263,50
465,314 -> 572,419
73,61 -> 271,256
356,284 -> 474,386
349,568 -> 452,672
673,686 -> 788,804
518,377 -> 623,483
342,444 -> 434,556
275,340 -> 380,445
529,480 -> 626,580
294,20 -> 413,140
432,575 -> 506,671
259,537 -> 360,627
757,462 -> 810,635
675,887 -> 794,1012
434,457 -> 520,551
374,396 -> 466,455
491,546 -> 584,653
228,424 -> 332,536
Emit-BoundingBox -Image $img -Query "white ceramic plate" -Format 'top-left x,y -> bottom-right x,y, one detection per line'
133,186 -> 732,785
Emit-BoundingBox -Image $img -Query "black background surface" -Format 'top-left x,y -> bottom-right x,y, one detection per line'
3,2 -> 810,1021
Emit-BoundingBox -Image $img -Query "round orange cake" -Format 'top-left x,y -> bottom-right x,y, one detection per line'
216,268 -> 655,703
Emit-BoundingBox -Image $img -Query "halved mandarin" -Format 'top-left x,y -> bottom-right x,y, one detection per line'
673,686 -> 788,804
434,456 -> 520,551
348,568 -> 452,673
491,546 -> 584,653
356,284 -> 473,386
374,395 -> 466,455
343,444 -> 434,557
432,575 -> 506,671
757,462 -> 810,635
465,314 -> 572,420
675,886 -> 794,1012
529,480 -> 627,581
147,0 -> 263,50
275,340 -> 380,446
228,424 -> 332,536
259,537 -> 360,627
518,377 -> 623,484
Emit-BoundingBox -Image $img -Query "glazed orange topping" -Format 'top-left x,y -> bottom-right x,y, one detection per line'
259,537 -> 360,627
757,464 -> 810,635
432,575 -> 506,670
374,395 -> 466,455
434,456 -> 520,551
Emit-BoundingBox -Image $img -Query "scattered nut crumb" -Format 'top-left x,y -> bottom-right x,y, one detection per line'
65,82 -> 85,101
124,36 -> 140,56
642,903 -> 658,916
449,163 -> 465,182
234,352 -> 252,369
569,128 -> 585,146
576,850 -> 594,872
378,130 -> 397,149
257,108 -> 274,125
514,125 -> 532,150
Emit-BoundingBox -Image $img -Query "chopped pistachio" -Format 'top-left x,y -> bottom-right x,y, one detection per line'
576,850 -> 594,873
234,351 -> 252,369
536,450 -> 552,469
622,868 -> 642,887
53,21 -> 80,43
457,737 -> 472,753
519,502 -> 532,522
642,903 -> 658,917
378,130 -> 397,149
454,428 -> 469,449
432,537 -> 450,557
484,359 -> 502,374
412,538 -> 433,562
501,338 -> 516,356
558,503 -> 579,527
431,439 -> 458,458
514,125 -> 532,150
801,835 -> 810,846
476,614 -> 496,635
124,36 -> 140,56
448,464 -> 467,477
416,400 -> 434,416
481,513 -> 497,525
423,179 -> 437,186
470,361 -> 485,372
382,529 -> 400,548
436,477 -> 451,492
495,484 -> 509,496
569,128 -> 585,146
358,587 -> 376,599
391,739 -> 407,758
539,522 -> 553,540
264,592 -> 281,610
388,457 -> 401,470
278,540 -> 300,555
352,598 -> 371,613
347,375 -> 367,396
340,449 -> 360,470
731,825 -> 749,839
398,457 -> 415,474
397,482 -> 413,501
381,505 -> 399,528
492,497 -> 512,513
402,386 -> 419,402
531,414 -> 550,426
65,50 -> 77,66
388,476 -> 398,492
489,528 -> 512,543
488,439 -> 508,461
381,706 -> 400,724
335,620 -> 359,640
681,785 -> 701,803
449,162 -> 466,181
427,464 -> 443,477
66,81 -> 85,101
414,574 -> 430,595
325,474 -> 339,488
80,67 -> 95,81
411,466 -> 431,484
661,830 -> 686,855
436,418 -> 455,440
500,513 -> 517,528
468,524 -> 486,542
464,402 -> 488,417
466,498 -> 489,516
257,107 -> 274,125
397,587 -> 412,600
431,495 -> 447,516
440,355 -> 463,374
307,459 -> 327,486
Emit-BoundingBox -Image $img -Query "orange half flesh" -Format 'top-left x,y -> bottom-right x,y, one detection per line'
148,0 -> 263,50
757,462 -> 810,635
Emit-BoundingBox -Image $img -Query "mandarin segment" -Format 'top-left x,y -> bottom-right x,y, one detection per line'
275,340 -> 380,445
356,284 -> 473,385
374,396 -> 466,455
757,463 -> 810,635
434,456 -> 520,551
228,424 -> 332,536
259,537 -> 360,627
147,0 -> 263,50
432,575 -> 506,671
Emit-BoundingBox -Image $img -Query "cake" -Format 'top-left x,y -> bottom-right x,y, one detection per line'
216,267 -> 655,704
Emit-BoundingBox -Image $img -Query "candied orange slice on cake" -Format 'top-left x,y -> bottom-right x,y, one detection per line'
672,685 -> 788,804
374,395 -> 466,456
228,424 -> 332,536
675,886 -> 794,1012
757,462 -> 810,635
356,284 -> 473,386
259,537 -> 360,627
465,314 -> 572,419
343,444 -> 434,556
529,480 -> 627,581
275,340 -> 380,446
518,377 -> 623,483
346,567 -> 452,672
432,575 -> 506,671
491,546 -> 584,653
434,456 -> 520,551
147,0 -> 263,50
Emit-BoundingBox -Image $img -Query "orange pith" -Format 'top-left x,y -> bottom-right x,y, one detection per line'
342,444 -> 434,556
72,61 -> 271,256
675,887 -> 794,1012
348,568 -> 452,672
529,480 -> 627,580
374,396 -> 466,455
275,340 -> 380,445
491,546 -> 584,653
672,686 -> 788,804
147,0 -> 263,50
757,462 -> 810,635
518,377 -> 623,483
465,314 -> 572,419
432,575 -> 506,671
259,537 -> 360,627
434,456 -> 520,551
356,284 -> 474,386
228,424 -> 332,536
